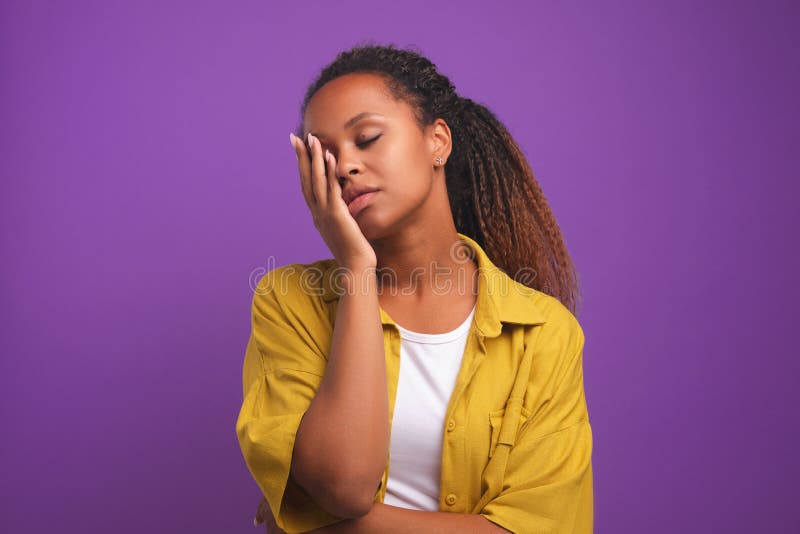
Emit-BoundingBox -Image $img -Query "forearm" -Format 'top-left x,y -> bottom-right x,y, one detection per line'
290,267 -> 389,516
305,503 -> 510,534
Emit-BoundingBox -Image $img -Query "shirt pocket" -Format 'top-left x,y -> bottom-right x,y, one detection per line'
488,405 -> 534,458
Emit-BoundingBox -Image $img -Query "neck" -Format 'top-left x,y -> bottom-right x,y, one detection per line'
370,225 -> 477,299
365,177 -> 478,299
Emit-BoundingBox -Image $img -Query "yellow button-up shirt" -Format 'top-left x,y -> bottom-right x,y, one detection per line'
236,232 -> 593,533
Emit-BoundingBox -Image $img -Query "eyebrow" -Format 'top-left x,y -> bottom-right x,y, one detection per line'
308,112 -> 385,139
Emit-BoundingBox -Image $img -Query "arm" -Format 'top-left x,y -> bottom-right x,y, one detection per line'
288,123 -> 389,519
255,500 -> 510,534
301,321 -> 592,534
236,267 -> 387,533
309,503 -> 511,533
478,322 -> 594,533
290,267 -> 389,518
241,133 -> 390,531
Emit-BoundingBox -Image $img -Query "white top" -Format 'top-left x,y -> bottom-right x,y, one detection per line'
382,304 -> 477,511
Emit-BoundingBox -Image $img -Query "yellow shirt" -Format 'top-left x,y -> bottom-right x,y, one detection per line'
235,232 -> 593,533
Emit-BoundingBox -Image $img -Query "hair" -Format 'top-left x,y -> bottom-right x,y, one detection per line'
294,41 -> 581,317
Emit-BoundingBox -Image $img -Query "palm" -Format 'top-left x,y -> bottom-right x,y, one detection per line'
291,132 -> 377,271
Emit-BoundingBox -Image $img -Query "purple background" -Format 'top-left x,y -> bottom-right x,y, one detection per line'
2,1 -> 798,532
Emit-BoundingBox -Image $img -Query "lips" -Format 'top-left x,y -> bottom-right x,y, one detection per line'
347,190 -> 378,218
344,186 -> 380,205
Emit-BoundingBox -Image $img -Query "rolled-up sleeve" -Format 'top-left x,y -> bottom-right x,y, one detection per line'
235,270 -> 343,533
480,324 -> 593,534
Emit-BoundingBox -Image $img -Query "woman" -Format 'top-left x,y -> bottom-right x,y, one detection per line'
236,43 -> 592,534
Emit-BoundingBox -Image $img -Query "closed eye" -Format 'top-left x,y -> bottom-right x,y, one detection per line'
356,134 -> 382,148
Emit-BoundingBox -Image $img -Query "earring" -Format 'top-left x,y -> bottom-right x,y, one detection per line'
435,157 -> 444,166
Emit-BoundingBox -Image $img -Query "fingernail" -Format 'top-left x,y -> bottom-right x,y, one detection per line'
325,149 -> 330,163
307,133 -> 314,148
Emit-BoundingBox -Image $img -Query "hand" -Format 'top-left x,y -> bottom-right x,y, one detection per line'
290,132 -> 377,272
254,495 -> 288,534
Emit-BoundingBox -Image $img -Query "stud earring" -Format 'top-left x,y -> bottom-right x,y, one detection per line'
435,157 -> 444,166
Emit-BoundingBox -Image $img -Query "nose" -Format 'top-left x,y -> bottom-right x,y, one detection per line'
333,146 -> 364,185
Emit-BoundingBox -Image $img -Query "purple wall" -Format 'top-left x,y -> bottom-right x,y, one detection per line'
2,1 -> 798,532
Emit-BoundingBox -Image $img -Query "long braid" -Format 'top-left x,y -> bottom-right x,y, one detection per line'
297,41 -> 581,316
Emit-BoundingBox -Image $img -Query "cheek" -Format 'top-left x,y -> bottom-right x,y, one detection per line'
383,165 -> 431,210
362,144 -> 434,233
380,140 -> 432,196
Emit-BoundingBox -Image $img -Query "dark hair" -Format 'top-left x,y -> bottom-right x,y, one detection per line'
294,41 -> 581,316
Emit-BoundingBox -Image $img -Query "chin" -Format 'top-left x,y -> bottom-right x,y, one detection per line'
356,212 -> 395,242
358,222 -> 385,243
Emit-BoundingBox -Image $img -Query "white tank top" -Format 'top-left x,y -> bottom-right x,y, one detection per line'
382,303 -> 477,511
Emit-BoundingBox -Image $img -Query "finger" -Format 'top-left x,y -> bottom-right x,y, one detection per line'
290,133 -> 314,210
308,134 -> 328,210
254,495 -> 268,526
325,149 -> 343,210
290,133 -> 315,209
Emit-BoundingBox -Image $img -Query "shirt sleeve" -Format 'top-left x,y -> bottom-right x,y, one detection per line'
479,322 -> 593,534
235,269 -> 345,534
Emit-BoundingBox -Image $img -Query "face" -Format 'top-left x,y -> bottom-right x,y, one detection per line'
302,73 -> 450,240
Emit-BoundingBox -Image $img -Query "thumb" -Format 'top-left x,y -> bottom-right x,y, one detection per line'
254,495 -> 270,526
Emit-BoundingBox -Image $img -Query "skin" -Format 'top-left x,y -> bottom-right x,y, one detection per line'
300,72 -> 479,332
276,72 -> 507,532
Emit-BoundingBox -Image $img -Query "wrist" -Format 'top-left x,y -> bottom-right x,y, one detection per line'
335,265 -> 377,296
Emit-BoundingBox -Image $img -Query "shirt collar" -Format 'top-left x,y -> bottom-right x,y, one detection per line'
319,232 -> 546,336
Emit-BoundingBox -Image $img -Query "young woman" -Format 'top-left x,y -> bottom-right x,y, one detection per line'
236,43 -> 592,534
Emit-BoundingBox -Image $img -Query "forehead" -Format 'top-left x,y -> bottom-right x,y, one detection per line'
303,73 -> 407,136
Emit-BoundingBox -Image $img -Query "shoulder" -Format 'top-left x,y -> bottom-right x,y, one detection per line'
531,290 -> 583,338
499,273 -> 583,347
522,289 -> 585,364
251,258 -> 338,322
247,260 -> 338,377
253,258 -> 337,299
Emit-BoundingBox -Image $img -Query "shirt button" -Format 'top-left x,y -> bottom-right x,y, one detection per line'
446,420 -> 456,431
445,493 -> 457,506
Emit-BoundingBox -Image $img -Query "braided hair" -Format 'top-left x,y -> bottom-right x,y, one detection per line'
294,41 -> 581,316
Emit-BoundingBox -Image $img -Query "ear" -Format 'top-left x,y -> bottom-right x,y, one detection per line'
428,118 -> 453,165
